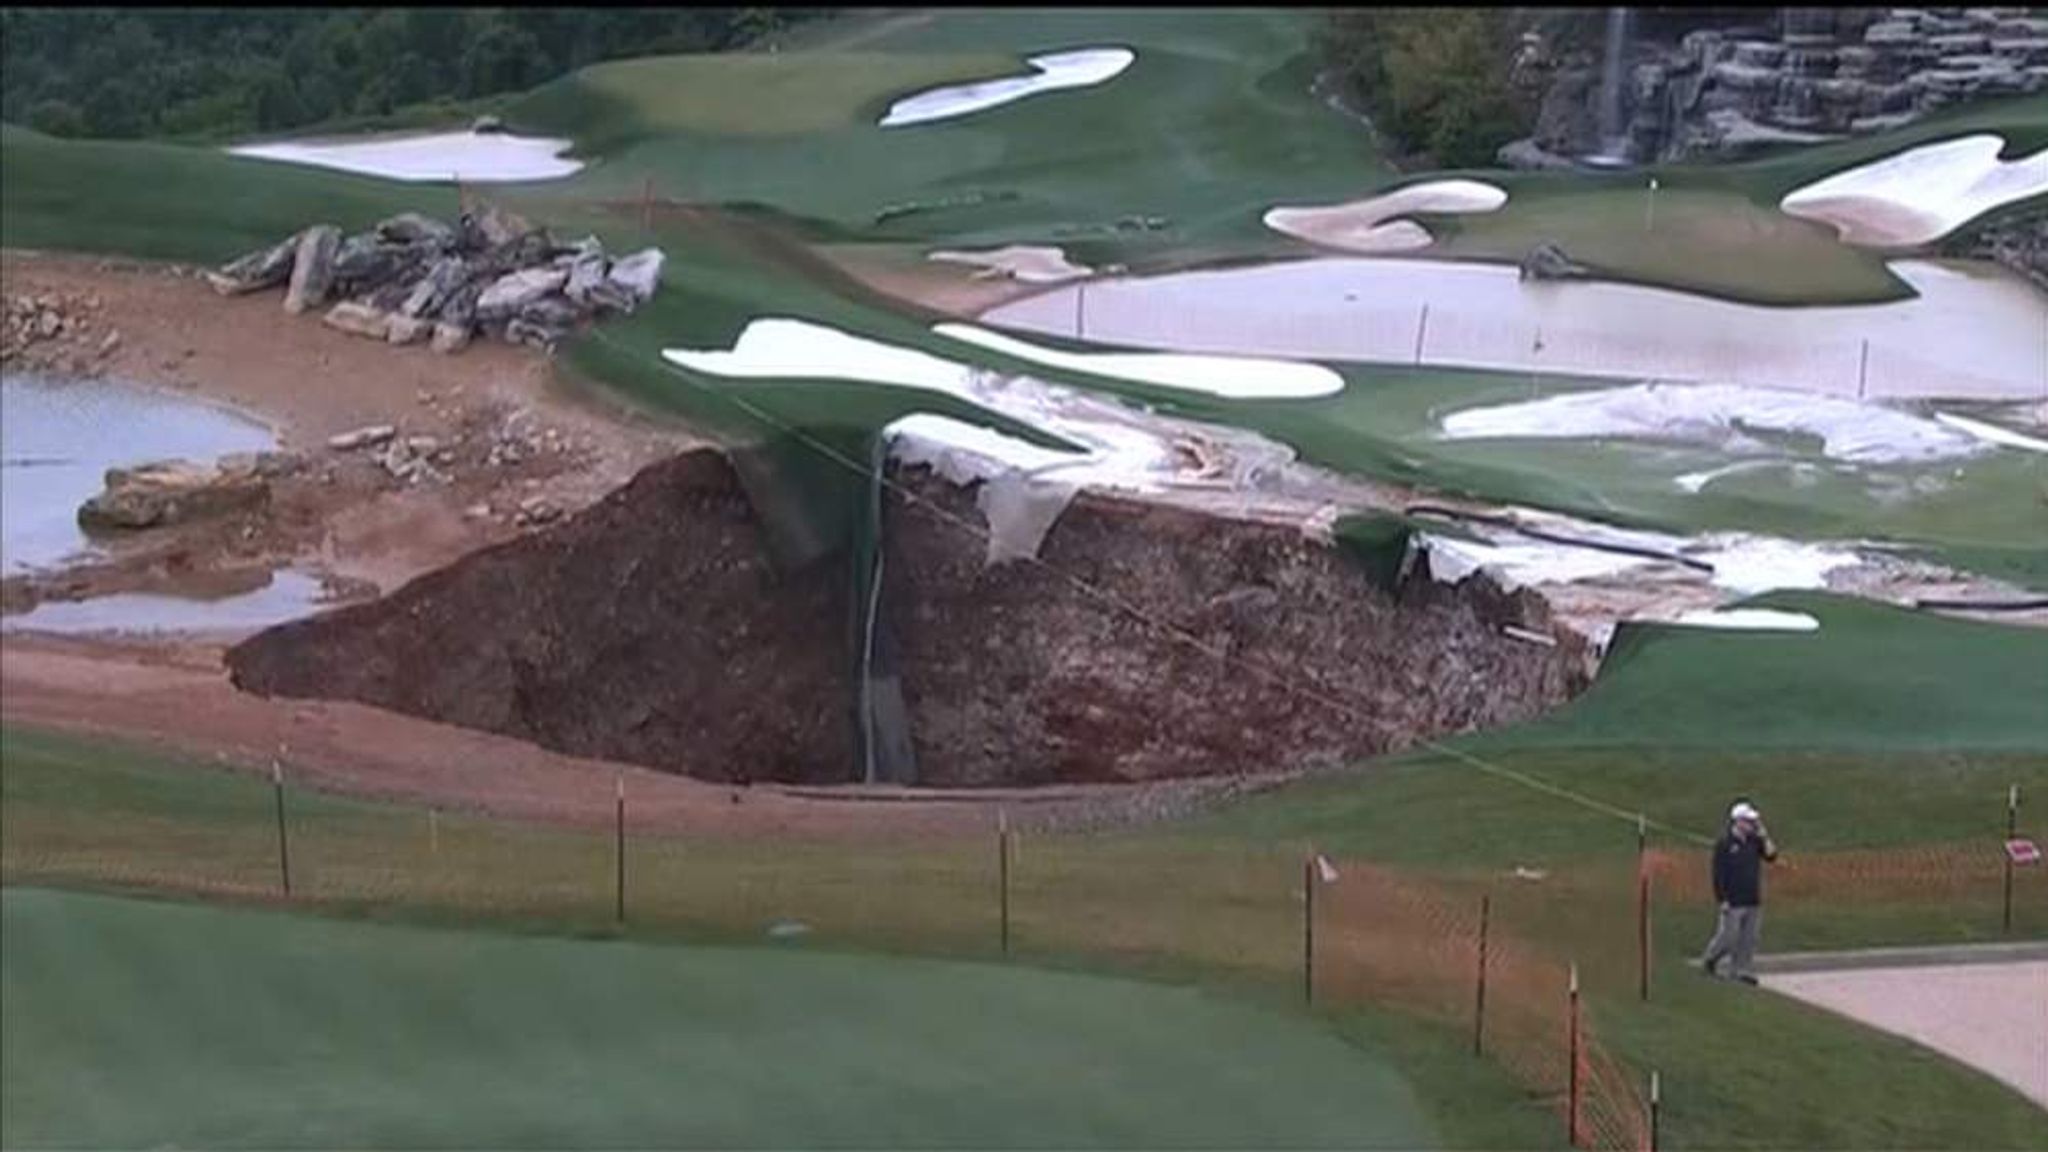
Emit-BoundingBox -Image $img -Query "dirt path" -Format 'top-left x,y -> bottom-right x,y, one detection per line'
0,633 -> 1262,840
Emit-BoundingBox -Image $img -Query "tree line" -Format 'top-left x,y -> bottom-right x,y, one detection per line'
1,8 -> 832,141
1315,8 -> 1780,168
1315,8 -> 1539,169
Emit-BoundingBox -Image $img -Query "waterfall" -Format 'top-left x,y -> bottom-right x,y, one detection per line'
1596,7 -> 1631,158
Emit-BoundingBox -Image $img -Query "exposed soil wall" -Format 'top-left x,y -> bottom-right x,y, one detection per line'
228,450 -> 853,782
885,470 -> 1590,785
229,450 -> 1592,786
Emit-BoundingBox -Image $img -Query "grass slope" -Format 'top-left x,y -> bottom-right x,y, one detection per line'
1207,590 -> 2048,862
0,124 -> 451,265
4,713 -> 2043,1150
0,887 -> 1437,1150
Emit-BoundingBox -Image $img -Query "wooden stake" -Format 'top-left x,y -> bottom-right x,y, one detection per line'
1638,813 -> 1651,1002
614,773 -> 626,925
998,808 -> 1012,957
1567,963 -> 1582,1149
1302,853 -> 1317,1005
271,759 -> 292,898
2004,784 -> 2019,934
1473,893 -> 1491,1056
1649,1070 -> 1662,1152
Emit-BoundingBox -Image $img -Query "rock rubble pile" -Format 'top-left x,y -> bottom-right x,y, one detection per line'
206,205 -> 664,354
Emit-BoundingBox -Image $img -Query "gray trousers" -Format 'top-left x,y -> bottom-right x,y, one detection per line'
1701,904 -> 1763,978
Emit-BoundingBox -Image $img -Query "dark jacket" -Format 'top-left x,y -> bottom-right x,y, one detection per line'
1711,828 -> 1777,907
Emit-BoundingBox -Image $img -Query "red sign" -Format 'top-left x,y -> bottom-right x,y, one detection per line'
2006,838 -> 2041,866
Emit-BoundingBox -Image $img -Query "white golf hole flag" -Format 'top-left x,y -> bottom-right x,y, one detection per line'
1315,854 -> 1340,884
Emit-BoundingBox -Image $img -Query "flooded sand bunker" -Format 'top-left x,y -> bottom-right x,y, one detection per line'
226,128 -> 582,183
225,449 -> 1591,787
983,258 -> 2048,402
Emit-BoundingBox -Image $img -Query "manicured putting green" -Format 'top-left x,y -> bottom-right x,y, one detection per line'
0,888 -> 1435,1149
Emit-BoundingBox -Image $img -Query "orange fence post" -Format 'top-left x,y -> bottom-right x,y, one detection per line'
1638,814 -> 1651,1002
614,773 -> 626,925
1302,853 -> 1316,1005
1473,892 -> 1490,1056
998,808 -> 1012,957
2004,784 -> 2020,934
270,757 -> 291,898
1567,962 -> 1582,1149
1649,1069 -> 1662,1152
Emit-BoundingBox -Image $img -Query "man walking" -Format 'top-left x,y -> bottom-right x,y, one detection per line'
1701,800 -> 1778,984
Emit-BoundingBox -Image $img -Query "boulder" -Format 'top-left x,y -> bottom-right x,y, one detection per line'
375,212 -> 456,248
322,301 -> 391,341
505,317 -> 568,352
400,256 -> 471,318
283,224 -> 342,315
472,204 -> 534,249
330,235 -> 428,298
386,314 -> 431,345
206,231 -> 303,296
563,250 -> 608,302
430,321 -> 474,355
475,268 -> 568,323
327,424 -> 397,451
438,282 -> 482,329
472,115 -> 505,134
217,450 -> 305,480
1519,242 -> 1589,282
78,459 -> 269,531
607,248 -> 666,303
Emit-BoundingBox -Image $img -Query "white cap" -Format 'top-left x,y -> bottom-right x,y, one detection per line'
1730,802 -> 1761,822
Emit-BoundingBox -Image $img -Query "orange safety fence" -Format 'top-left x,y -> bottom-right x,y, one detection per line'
1316,858 -> 1651,1152
1644,840 -> 2028,905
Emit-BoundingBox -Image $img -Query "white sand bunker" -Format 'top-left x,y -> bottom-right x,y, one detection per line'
935,323 -> 1345,399
227,129 -> 582,183
1933,411 -> 2048,454
1420,513 -> 1862,598
880,48 -> 1135,128
1264,179 -> 1508,254
661,318 -> 1235,495
928,245 -> 1093,284
1667,608 -> 1820,632
1780,134 -> 2048,248
1440,382 -> 1987,466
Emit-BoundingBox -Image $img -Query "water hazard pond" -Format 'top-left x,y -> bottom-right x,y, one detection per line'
1,372 -> 328,635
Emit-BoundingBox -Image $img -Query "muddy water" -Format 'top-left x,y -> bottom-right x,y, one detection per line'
0,570 -> 327,638
984,258 -> 2048,402
1,372 -> 277,576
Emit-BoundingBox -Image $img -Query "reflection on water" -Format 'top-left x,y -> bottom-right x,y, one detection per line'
1,570 -> 328,637
1,372 -> 275,576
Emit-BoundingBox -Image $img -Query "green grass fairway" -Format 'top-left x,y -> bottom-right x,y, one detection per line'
0,124 -> 451,266
1205,590 -> 2048,864
0,887 -> 1436,1150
